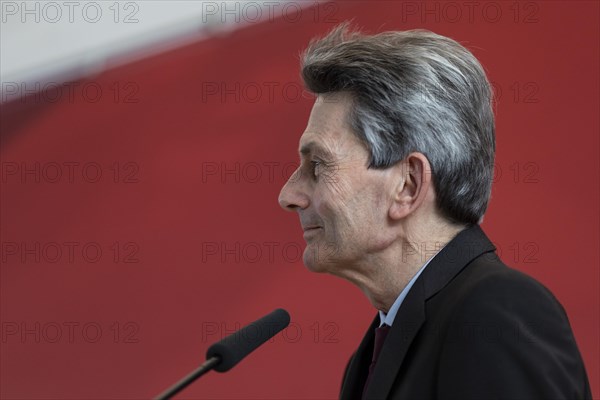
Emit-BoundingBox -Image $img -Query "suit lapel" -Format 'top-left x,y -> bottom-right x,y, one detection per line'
365,276 -> 426,399
360,225 -> 496,399
340,317 -> 379,400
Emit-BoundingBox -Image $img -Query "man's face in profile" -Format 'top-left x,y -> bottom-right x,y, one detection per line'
278,93 -> 399,279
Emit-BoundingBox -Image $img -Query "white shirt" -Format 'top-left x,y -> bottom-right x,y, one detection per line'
378,249 -> 442,327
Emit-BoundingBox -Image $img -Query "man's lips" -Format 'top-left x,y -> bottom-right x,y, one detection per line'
302,226 -> 321,232
302,226 -> 321,239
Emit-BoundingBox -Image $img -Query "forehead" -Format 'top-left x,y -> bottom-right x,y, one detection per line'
298,93 -> 358,155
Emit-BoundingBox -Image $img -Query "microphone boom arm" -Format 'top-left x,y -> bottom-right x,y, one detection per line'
154,309 -> 290,399
155,356 -> 220,400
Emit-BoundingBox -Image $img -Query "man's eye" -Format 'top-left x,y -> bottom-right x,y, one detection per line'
310,160 -> 322,177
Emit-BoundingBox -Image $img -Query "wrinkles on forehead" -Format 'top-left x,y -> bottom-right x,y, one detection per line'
299,93 -> 366,166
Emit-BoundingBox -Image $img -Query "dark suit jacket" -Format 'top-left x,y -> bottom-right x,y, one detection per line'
340,225 -> 591,400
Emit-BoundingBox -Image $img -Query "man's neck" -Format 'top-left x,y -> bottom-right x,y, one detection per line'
359,224 -> 465,312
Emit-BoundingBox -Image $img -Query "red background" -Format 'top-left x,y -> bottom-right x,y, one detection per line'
1,1 -> 598,398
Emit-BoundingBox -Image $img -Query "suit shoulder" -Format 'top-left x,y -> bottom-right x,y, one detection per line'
435,254 -> 591,399
450,253 -> 567,315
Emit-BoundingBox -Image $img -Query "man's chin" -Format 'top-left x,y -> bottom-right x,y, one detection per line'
302,244 -> 338,273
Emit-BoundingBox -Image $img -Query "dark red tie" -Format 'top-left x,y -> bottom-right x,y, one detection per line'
362,324 -> 391,399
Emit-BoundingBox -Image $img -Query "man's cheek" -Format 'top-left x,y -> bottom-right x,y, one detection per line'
311,195 -> 329,226
321,164 -> 341,185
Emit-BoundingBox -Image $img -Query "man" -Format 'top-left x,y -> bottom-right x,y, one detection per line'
278,23 -> 592,399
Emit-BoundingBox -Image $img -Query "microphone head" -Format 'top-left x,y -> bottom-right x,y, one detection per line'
206,308 -> 290,372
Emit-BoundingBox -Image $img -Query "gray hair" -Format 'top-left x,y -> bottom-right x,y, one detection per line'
301,23 -> 495,225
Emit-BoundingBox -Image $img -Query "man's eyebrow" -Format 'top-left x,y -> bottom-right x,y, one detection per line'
299,141 -> 333,158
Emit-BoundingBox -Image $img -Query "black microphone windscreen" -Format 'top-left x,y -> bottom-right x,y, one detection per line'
206,308 -> 290,372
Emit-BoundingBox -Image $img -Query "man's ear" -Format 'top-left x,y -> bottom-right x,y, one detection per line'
389,152 -> 433,220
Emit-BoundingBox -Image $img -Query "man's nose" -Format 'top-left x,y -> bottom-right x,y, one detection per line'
278,169 -> 309,211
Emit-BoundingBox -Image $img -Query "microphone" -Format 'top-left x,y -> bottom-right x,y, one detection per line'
155,308 -> 290,400
206,308 -> 290,371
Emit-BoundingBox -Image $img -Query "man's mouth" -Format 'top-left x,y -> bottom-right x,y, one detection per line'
302,226 -> 322,238
302,226 -> 321,232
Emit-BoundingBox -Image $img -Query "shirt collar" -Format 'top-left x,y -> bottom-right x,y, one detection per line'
378,248 -> 443,327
